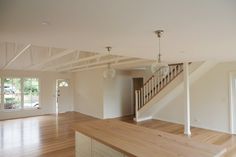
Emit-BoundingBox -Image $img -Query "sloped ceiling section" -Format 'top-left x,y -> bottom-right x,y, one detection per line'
0,42 -> 152,72
0,0 -> 236,62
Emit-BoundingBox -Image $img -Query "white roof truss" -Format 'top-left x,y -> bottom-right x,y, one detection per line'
70,59 -> 147,72
2,43 -> 31,70
58,56 -> 132,72
28,48 -> 77,70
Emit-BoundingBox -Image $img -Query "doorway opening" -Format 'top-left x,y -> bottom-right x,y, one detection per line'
132,77 -> 143,116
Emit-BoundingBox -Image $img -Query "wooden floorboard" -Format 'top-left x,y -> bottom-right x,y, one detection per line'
0,112 -> 235,157
117,116 -> 234,146
0,112 -> 96,157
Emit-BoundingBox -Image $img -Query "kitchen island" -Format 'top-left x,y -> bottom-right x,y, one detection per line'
74,119 -> 226,157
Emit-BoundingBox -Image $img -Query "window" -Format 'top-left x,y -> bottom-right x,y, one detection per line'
23,78 -> 40,109
3,78 -> 21,109
58,80 -> 69,87
0,77 -> 40,110
0,78 -> 1,109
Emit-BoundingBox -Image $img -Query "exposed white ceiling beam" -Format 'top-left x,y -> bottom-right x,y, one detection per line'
59,56 -> 132,72
70,59 -> 146,72
71,65 -> 107,72
2,44 -> 31,70
28,49 -> 77,70
116,60 -> 155,69
42,53 -> 107,71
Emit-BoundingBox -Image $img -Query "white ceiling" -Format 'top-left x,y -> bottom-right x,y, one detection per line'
0,0 -> 236,63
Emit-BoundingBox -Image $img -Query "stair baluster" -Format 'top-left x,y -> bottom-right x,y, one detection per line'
135,63 -> 184,111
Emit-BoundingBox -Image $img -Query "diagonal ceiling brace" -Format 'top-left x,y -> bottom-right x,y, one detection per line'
2,44 -> 31,70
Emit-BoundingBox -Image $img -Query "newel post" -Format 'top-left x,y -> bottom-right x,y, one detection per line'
135,90 -> 139,121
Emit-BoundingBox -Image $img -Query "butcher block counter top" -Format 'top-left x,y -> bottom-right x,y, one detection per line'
74,119 -> 226,157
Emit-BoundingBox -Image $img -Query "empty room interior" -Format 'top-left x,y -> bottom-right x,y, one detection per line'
0,0 -> 236,157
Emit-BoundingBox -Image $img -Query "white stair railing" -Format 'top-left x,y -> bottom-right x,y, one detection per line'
135,63 -> 184,112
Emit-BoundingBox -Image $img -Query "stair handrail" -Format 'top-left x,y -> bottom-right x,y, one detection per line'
143,63 -> 183,86
135,63 -> 184,111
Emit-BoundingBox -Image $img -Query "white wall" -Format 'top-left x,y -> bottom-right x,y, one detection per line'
103,71 -> 132,119
73,69 -> 104,119
73,69 -> 132,119
0,70 -> 73,120
0,68 -> 132,120
153,62 -> 236,133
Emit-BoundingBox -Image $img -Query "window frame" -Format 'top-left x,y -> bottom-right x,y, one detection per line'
0,78 -> 3,111
58,80 -> 69,87
0,77 -> 41,111
23,78 -> 41,110
3,77 -> 22,111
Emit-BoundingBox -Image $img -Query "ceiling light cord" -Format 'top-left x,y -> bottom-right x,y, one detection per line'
103,46 -> 116,79
106,46 -> 112,68
106,46 -> 112,55
158,37 -> 161,63
150,30 -> 169,77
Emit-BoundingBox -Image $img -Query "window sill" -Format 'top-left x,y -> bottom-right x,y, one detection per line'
1,109 -> 22,112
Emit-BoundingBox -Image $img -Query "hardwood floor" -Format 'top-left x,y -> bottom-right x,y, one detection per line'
0,112 -> 236,157
0,112 -> 96,157
118,116 -> 234,145
119,116 -> 236,156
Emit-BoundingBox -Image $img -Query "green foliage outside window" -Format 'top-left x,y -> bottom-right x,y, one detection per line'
24,78 -> 39,96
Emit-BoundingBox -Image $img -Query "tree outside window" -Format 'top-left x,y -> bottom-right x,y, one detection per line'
24,78 -> 40,109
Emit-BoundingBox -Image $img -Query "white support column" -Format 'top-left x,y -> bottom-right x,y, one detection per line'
21,78 -> 24,109
229,72 -> 236,134
135,90 -> 139,121
184,62 -> 191,136
1,78 -> 3,110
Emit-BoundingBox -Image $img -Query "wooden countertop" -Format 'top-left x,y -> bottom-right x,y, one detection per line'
74,120 -> 226,157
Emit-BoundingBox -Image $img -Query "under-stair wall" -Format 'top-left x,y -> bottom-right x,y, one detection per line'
153,61 -> 236,133
135,61 -> 218,122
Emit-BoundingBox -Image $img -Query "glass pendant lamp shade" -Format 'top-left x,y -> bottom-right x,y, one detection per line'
151,30 -> 169,77
103,46 -> 116,79
151,61 -> 169,77
103,63 -> 116,79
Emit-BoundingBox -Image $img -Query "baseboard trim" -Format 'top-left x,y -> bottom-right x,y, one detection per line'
153,117 -> 231,134
134,116 -> 152,122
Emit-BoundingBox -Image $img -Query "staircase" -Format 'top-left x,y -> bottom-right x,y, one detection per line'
135,63 -> 184,111
134,61 -> 218,122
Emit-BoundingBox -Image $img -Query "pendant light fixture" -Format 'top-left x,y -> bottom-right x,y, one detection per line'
150,30 -> 169,77
103,46 -> 116,79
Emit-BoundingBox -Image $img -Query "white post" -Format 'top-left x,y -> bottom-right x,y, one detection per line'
151,77 -> 154,97
144,85 -> 146,103
229,72 -> 235,134
184,62 -> 191,136
140,88 -> 142,108
154,77 -> 157,94
174,66 -> 177,76
1,78 -> 3,110
135,90 -> 139,121
157,78 -> 160,91
138,91 -> 141,109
